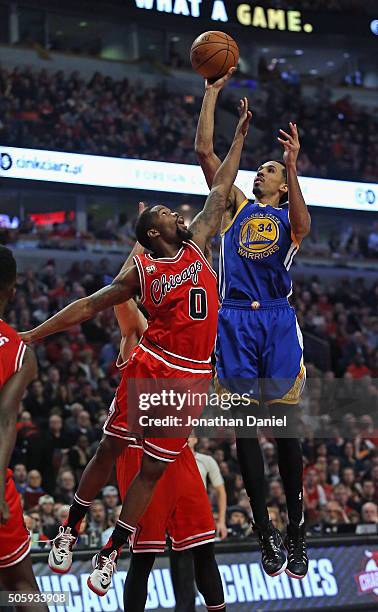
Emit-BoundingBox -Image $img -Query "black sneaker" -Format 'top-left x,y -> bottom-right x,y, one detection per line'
284,523 -> 309,579
256,521 -> 287,577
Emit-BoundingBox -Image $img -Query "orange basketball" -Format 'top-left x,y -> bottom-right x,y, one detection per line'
190,31 -> 239,80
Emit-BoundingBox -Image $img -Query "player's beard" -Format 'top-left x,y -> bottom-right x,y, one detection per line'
252,184 -> 263,199
177,226 -> 193,241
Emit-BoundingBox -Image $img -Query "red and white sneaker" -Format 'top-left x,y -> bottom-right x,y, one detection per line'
48,526 -> 77,574
87,550 -> 118,596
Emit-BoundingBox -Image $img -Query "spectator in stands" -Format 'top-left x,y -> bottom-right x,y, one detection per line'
101,486 -> 120,511
227,507 -> 251,539
38,495 -> 59,539
88,499 -> 107,536
304,468 -> 327,524
13,463 -> 28,494
359,479 -> 377,506
55,470 -> 76,504
47,414 -> 71,450
361,502 -> 378,524
66,409 -> 97,443
321,501 -> 350,529
333,483 -> 354,517
24,469 -> 45,510
68,434 -> 92,481
328,458 -> 341,486
24,379 -> 51,426
56,505 -> 70,526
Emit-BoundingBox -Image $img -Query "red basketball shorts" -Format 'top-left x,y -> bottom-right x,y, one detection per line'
116,443 -> 215,553
103,344 -> 211,462
0,470 -> 31,569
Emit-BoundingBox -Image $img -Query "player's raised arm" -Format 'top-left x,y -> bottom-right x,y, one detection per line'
20,266 -> 140,343
195,68 -> 246,212
190,98 -> 252,252
195,69 -> 233,186
0,347 -> 37,523
278,123 -> 311,243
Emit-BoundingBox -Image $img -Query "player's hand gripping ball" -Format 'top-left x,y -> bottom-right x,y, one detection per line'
190,31 -> 239,81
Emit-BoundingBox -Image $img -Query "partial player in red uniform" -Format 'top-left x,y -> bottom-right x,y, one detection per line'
22,100 -> 251,594
0,246 -> 47,612
118,442 -> 226,612
114,298 -> 225,611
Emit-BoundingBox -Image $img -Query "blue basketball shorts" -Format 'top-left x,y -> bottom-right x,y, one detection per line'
216,298 -> 306,404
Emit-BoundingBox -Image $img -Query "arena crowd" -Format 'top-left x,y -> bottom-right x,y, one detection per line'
1,66 -> 377,182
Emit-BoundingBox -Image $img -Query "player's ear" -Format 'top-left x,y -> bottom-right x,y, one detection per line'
147,228 -> 160,241
279,183 -> 288,199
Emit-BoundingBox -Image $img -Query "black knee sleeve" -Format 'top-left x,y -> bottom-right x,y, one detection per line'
192,543 -> 225,609
124,553 -> 156,612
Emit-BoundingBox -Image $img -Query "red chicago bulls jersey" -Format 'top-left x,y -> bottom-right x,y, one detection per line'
133,240 -> 218,368
0,319 -> 26,390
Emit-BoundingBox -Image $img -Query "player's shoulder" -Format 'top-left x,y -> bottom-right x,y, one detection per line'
0,319 -> 21,345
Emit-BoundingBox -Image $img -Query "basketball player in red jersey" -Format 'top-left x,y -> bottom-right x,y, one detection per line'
21,100 -> 252,594
0,246 -> 48,612
115,297 -> 225,611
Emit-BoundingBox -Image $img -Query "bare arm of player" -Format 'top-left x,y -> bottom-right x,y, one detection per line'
195,69 -> 246,214
0,347 -> 37,523
214,484 -> 228,540
189,98 -> 252,252
115,299 -> 147,363
278,123 -> 311,243
20,266 -> 140,343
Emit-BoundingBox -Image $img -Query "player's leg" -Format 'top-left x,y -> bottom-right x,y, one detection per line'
192,543 -> 226,612
123,552 -> 156,612
0,555 -> 48,612
49,434 -> 128,574
263,305 -> 308,578
217,305 -> 286,576
87,450 -> 169,596
232,411 -> 287,577
169,548 -> 196,612
269,403 -> 307,578
169,446 -> 225,611
66,434 -> 127,534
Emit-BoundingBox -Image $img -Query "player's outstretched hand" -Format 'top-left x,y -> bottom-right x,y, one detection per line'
278,122 -> 300,167
138,201 -> 146,215
235,97 -> 252,138
0,498 -> 10,525
205,66 -> 236,91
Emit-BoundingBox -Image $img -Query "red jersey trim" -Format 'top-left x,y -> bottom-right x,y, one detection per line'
142,337 -> 211,365
14,341 -> 26,373
145,247 -> 184,263
133,256 -> 146,304
0,536 -> 31,567
139,340 -> 213,373
115,352 -> 128,370
186,240 -> 218,280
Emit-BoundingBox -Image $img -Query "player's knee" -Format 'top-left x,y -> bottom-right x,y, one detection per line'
96,435 -> 124,463
139,455 -> 167,486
